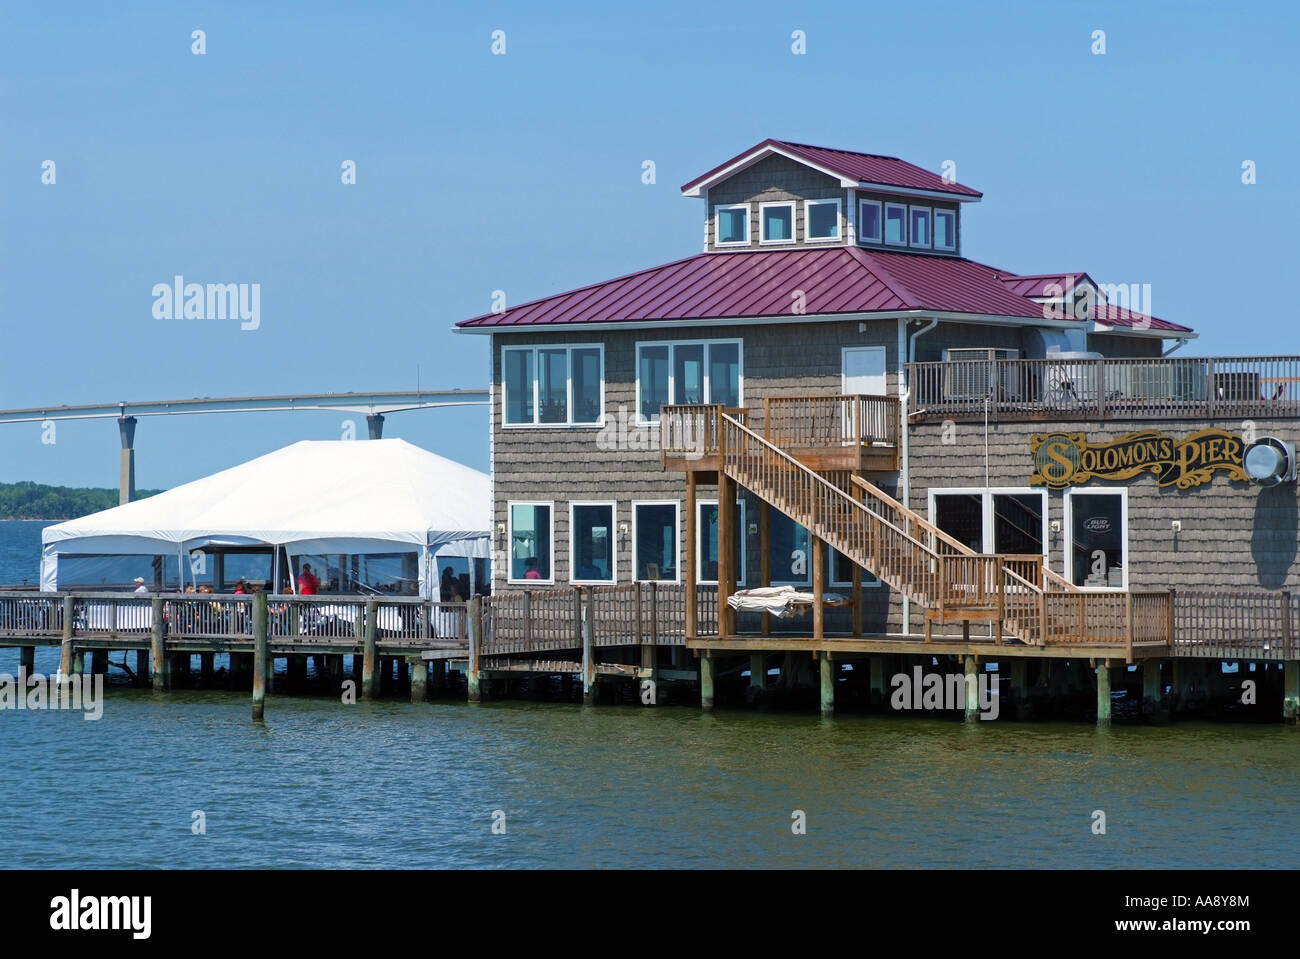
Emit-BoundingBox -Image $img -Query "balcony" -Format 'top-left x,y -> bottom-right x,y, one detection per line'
660,394 -> 900,473
905,355 -> 1300,423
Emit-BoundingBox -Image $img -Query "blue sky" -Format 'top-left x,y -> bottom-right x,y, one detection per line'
1,0 -> 1296,488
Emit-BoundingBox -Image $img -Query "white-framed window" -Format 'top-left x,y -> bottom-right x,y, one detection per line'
636,338 -> 743,422
570,501 -> 615,584
859,199 -> 883,243
759,201 -> 796,244
632,501 -> 679,583
714,203 -> 750,246
767,512 -> 812,586
508,502 -> 554,584
501,344 -> 603,427
884,202 -> 908,246
927,488 -> 1049,558
909,205 -> 932,249
804,198 -> 841,241
933,208 -> 956,251
1063,489 -> 1128,590
697,499 -> 746,585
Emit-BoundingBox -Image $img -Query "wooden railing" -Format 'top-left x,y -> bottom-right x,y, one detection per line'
763,394 -> 899,450
906,354 -> 1300,422
1172,589 -> 1297,660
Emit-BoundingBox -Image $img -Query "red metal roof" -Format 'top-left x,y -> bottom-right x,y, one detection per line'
680,139 -> 983,199
997,272 -> 1093,298
455,247 -> 1192,334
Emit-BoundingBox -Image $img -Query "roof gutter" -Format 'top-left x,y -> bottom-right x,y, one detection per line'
1162,336 -> 1193,356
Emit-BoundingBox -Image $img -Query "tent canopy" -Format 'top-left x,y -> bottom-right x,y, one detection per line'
41,439 -> 490,594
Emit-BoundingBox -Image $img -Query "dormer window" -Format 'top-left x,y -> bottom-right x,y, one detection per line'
934,209 -> 956,251
715,204 -> 749,246
909,206 -> 931,249
760,202 -> 795,244
804,198 -> 840,241
884,202 -> 907,246
858,199 -> 882,243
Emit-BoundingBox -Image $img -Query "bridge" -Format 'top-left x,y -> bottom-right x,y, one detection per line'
0,389 -> 490,504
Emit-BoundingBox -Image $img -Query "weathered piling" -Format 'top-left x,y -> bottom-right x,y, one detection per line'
251,591 -> 268,720
1096,660 -> 1112,727
466,595 -> 482,703
819,651 -> 834,718
19,646 -> 34,675
964,655 -> 979,723
1142,659 -> 1163,716
1285,661 -> 1299,724
362,598 -> 378,700
200,652 -> 215,686
410,658 -> 427,703
749,653 -> 765,691
134,649 -> 149,686
59,595 -> 74,682
150,596 -> 167,690
581,596 -> 595,706
700,651 -> 714,711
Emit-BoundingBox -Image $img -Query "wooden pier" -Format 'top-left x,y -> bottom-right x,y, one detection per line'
1,582 -> 1298,724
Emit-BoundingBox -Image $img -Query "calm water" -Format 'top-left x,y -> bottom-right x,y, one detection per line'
3,522 -> 1300,869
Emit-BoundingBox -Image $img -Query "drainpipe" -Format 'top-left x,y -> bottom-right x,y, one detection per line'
1162,336 -> 1191,357
899,316 -> 939,638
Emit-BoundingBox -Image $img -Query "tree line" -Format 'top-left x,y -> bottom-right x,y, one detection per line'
0,481 -> 162,520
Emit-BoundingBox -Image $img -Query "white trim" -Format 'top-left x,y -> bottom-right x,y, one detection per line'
634,337 -> 744,425
926,487 -> 1050,559
828,544 -> 881,588
631,500 -> 680,583
758,201 -> 797,245
465,309 -> 1097,336
1063,488 -> 1129,591
908,205 -> 932,250
766,511 -> 813,587
696,498 -> 747,585
506,501 -> 555,585
714,203 -> 750,247
569,500 -> 617,585
933,208 -> 956,252
883,202 -> 908,246
803,197 -> 841,242
500,343 -> 605,428
858,198 -> 882,243
682,143 -> 858,196
854,180 -> 981,203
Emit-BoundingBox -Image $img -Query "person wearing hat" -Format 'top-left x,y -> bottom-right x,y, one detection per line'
133,576 -> 149,594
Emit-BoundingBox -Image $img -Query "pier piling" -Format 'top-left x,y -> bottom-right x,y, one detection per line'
466,596 -> 482,703
700,651 -> 714,712
1284,661 -> 1299,724
251,592 -> 268,720
1096,660 -> 1112,728
59,595 -> 73,682
964,655 -> 979,723
749,653 -> 765,691
411,659 -> 428,703
362,598 -> 378,700
819,651 -> 834,719
20,646 -> 34,676
150,597 -> 168,690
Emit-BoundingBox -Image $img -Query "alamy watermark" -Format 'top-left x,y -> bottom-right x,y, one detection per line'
0,668 -> 104,720
890,666 -> 999,720
152,275 -> 260,331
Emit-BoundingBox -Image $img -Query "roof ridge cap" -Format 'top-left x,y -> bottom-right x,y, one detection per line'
846,246 -> 922,310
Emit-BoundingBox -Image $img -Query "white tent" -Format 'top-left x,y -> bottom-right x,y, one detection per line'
40,439 -> 490,597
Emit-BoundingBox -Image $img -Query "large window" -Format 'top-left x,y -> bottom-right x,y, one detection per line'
1065,490 -> 1127,589
930,489 -> 1048,557
829,546 -> 879,588
508,502 -> 553,583
884,202 -> 908,246
760,202 -> 795,244
933,208 -> 956,251
697,500 -> 746,585
570,502 -> 615,583
633,502 -> 678,582
805,198 -> 840,240
768,513 -> 811,586
502,345 -> 603,426
637,339 -> 742,421
859,199 -> 882,243
715,204 -> 749,245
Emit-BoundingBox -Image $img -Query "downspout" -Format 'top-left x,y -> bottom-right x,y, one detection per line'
1162,336 -> 1190,357
899,315 -> 939,637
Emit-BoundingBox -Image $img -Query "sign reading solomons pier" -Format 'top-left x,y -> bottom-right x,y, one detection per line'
1030,428 -> 1248,490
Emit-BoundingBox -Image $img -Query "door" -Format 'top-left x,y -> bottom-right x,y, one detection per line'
841,347 -> 887,444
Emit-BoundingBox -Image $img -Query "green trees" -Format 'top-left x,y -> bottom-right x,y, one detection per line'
0,482 -> 162,520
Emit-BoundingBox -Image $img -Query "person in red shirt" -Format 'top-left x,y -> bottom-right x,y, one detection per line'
298,563 -> 320,595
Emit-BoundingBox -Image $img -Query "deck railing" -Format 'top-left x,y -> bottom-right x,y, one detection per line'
763,394 -> 899,450
906,355 -> 1300,422
1172,589 -> 1297,660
